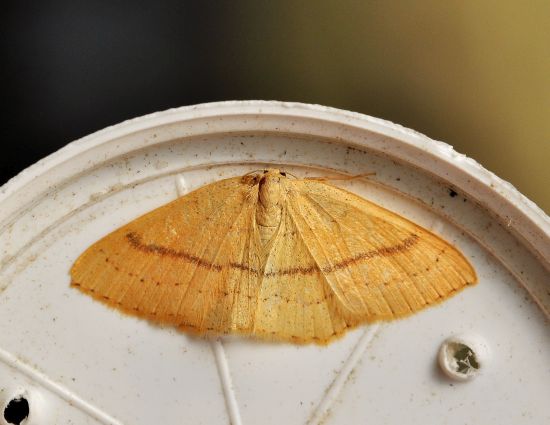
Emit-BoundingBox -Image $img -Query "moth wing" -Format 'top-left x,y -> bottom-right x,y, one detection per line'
70,176 -> 263,335
252,207 -> 350,344
286,179 -> 477,322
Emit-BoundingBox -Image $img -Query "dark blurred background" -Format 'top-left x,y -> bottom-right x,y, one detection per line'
2,1 -> 549,212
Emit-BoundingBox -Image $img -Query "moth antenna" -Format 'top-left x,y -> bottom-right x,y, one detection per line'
282,171 -> 298,179
305,172 -> 376,182
242,169 -> 265,177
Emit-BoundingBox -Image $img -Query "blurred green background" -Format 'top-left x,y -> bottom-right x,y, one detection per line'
3,1 -> 549,212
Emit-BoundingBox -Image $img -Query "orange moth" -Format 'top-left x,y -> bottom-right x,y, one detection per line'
71,169 -> 477,344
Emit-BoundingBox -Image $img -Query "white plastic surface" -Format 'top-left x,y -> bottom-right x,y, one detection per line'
0,101 -> 548,425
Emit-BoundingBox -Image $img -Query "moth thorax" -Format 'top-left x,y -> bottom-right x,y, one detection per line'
256,174 -> 283,244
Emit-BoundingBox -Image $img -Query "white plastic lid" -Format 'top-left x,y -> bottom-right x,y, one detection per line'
1,101 -> 548,425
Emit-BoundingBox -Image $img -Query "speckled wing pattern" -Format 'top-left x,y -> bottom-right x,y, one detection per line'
287,180 -> 476,328
71,173 -> 477,344
71,176 -> 264,335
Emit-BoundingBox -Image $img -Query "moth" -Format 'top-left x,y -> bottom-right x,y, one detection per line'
71,169 -> 477,344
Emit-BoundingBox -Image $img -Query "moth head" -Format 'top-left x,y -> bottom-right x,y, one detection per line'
257,169 -> 286,205
261,168 -> 287,181
241,169 -> 288,186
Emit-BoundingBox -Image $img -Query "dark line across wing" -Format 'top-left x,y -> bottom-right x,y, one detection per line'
125,232 -> 419,276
